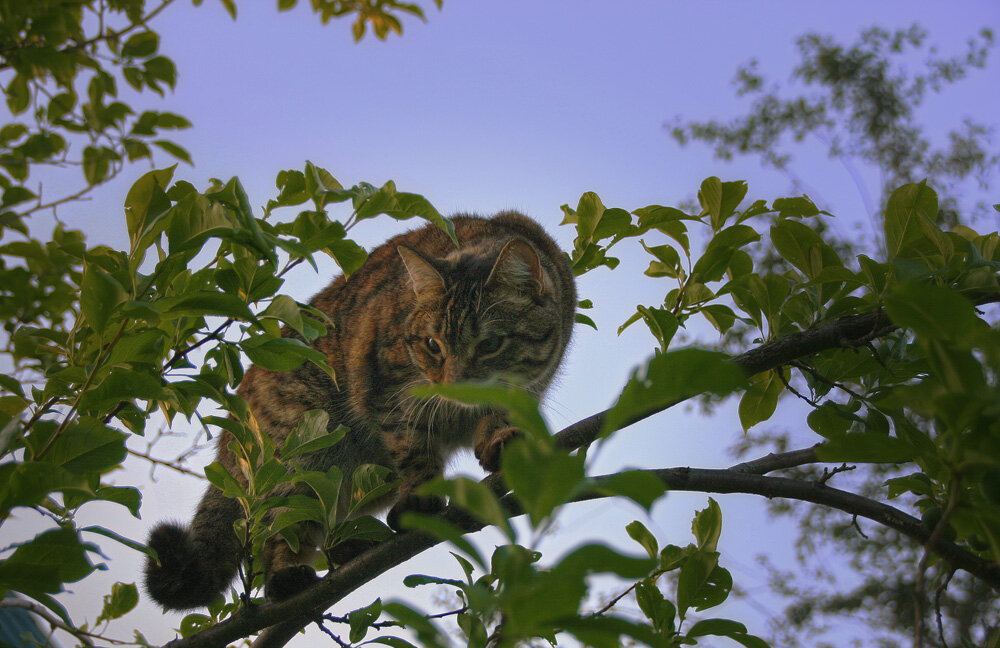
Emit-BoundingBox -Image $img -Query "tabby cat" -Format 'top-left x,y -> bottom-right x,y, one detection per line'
145,211 -> 576,609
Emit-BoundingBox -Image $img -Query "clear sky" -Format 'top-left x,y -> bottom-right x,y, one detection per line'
6,0 -> 1000,645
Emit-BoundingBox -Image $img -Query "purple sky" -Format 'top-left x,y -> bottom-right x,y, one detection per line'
6,0 -> 999,645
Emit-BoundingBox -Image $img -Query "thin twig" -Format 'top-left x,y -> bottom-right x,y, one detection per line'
776,365 -> 819,406
934,568 -> 955,648
313,620 -> 349,648
818,463 -> 855,485
913,479 -> 961,648
127,448 -> 204,479
790,360 -> 867,402
0,597 -> 135,647
851,514 -> 869,539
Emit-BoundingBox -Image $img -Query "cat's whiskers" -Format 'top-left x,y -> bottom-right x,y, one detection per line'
384,376 -> 431,425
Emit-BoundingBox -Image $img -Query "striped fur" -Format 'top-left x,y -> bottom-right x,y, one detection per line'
145,211 -> 576,609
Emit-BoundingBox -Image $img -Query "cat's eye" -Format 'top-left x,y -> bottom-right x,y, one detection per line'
425,337 -> 441,354
476,335 -> 504,356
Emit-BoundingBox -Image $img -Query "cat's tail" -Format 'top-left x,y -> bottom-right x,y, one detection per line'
144,488 -> 243,610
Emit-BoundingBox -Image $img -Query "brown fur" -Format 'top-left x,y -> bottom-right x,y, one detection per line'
144,211 -> 576,609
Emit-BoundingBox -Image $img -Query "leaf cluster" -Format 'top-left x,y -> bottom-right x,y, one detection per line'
0,161 -> 454,640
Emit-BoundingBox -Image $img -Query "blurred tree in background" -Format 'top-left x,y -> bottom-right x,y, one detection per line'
671,25 -> 1000,648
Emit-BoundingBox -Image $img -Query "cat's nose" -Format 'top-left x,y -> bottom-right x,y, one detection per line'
441,358 -> 465,384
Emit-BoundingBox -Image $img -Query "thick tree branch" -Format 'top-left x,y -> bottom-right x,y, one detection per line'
175,457 -> 1000,648
160,306 -> 1000,648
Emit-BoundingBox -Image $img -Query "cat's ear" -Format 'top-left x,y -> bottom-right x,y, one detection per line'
398,245 -> 445,298
486,238 -> 548,296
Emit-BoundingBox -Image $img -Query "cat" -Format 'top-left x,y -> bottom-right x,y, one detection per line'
144,210 -> 576,610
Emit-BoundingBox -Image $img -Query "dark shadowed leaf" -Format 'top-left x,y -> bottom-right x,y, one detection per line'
885,281 -> 981,343
503,440 -> 585,525
603,349 -> 747,435
590,471 -> 668,513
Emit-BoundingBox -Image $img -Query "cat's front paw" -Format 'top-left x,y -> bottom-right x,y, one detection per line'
265,565 -> 320,602
476,426 -> 520,473
387,493 -> 446,532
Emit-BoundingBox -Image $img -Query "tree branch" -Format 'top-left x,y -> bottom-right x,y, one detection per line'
729,445 -> 821,474
160,306 -> 1000,648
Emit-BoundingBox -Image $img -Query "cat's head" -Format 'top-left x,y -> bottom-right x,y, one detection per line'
398,239 -> 565,397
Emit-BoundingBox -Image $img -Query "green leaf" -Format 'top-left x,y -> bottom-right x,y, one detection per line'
159,290 -> 254,321
698,177 -> 747,232
554,543 -> 656,580
659,543 -> 693,571
574,192 -> 633,241
692,224 -> 760,282
688,617 -> 748,637
294,465 -> 343,530
2,186 -> 35,207
252,458 -> 288,495
78,369 -> 164,414
884,282 -> 981,343
0,461 -> 87,515
591,471 -> 668,513
403,574 -> 465,588
396,513 -> 485,568
241,336 -> 329,374
281,410 -> 345,459
641,240 -> 682,275
560,615 -> 666,648
603,349 -> 747,435
816,434 -> 916,463
121,31 -> 159,58
207,176 -> 275,263
125,167 -> 175,248
699,304 -> 737,334
81,525 -> 151,555
81,263 -> 128,333
153,139 -> 192,165
692,498 -> 723,552
348,598 -> 382,643
6,74 -> 30,114
27,418 -> 127,474
94,486 -> 142,517
770,219 -> 824,276
422,477 -> 514,540
328,237 -> 368,275
96,582 -> 139,624
575,312 -> 598,330
636,580 -> 676,634
502,440 -> 585,526
635,305 -> 678,352
382,603 -> 448,648
807,402 -> 855,439
772,195 -> 821,218
625,520 -> 659,559
738,369 -> 785,431
0,527 -> 96,595
679,558 -> 732,617
410,382 -> 548,439
884,182 -> 940,260
388,192 -> 458,245
205,461 -> 246,498
348,463 -> 397,515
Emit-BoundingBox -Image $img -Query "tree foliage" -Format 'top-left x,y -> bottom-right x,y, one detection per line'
670,24 -> 1000,647
1,4 -> 999,648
